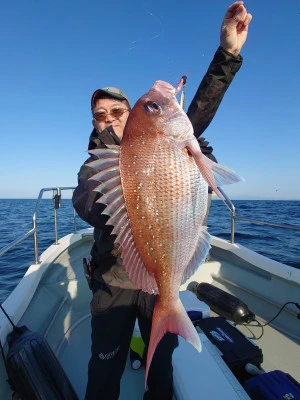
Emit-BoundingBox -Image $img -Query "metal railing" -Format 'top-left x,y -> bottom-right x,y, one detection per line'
1,186 -> 299,267
218,187 -> 300,243
0,187 -> 77,265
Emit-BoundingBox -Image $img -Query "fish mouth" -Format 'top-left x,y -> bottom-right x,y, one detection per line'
165,111 -> 185,122
167,110 -> 185,121
153,80 -> 175,96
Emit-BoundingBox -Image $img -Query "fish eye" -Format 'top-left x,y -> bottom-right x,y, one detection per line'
144,101 -> 161,114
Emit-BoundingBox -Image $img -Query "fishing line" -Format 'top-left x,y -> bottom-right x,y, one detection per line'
127,4 -> 164,52
0,304 -> 17,329
0,303 -> 18,390
0,338 -> 12,388
128,2 -> 184,85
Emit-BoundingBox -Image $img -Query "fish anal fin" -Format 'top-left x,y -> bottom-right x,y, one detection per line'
120,234 -> 159,295
181,227 -> 212,284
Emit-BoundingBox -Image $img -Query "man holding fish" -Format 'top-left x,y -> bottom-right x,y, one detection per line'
73,2 -> 252,399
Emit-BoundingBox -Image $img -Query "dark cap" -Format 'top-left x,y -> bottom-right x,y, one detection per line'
91,87 -> 131,109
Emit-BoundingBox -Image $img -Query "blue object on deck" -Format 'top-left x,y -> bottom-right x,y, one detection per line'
244,370 -> 300,400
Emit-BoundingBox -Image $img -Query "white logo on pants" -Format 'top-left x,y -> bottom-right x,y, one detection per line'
99,345 -> 120,360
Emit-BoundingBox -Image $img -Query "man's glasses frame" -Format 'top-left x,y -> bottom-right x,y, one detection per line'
93,107 -> 130,122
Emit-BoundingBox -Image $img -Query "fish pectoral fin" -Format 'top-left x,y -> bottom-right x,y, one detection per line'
119,234 -> 159,295
181,227 -> 212,284
186,139 -> 244,201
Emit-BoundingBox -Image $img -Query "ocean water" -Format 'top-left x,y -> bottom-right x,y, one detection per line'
0,199 -> 299,304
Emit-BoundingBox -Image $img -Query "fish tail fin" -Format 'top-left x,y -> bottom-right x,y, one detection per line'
144,299 -> 201,387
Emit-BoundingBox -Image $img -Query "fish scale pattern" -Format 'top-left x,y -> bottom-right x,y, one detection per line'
120,134 -> 208,296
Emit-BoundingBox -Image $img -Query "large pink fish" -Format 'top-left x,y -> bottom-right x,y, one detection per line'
88,80 -> 243,384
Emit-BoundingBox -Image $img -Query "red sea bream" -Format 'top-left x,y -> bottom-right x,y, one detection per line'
87,80 -> 243,384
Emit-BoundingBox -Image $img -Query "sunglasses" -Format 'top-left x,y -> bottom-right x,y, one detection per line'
93,107 -> 129,122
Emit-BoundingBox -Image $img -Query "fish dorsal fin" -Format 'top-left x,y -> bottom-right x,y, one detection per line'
88,148 -> 159,295
181,227 -> 212,284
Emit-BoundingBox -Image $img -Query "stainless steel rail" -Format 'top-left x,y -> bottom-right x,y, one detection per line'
1,186 -> 299,266
0,229 -> 35,257
0,187 -> 77,264
217,187 -> 300,244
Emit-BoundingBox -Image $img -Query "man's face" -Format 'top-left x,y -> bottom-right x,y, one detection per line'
92,98 -> 130,141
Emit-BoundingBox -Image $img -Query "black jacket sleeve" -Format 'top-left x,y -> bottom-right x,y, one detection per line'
187,46 -> 243,160
187,46 -> 243,137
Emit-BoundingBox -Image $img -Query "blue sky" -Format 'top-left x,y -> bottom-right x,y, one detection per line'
1,0 -> 300,200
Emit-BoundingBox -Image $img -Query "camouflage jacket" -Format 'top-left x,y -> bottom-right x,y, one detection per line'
72,46 -> 243,281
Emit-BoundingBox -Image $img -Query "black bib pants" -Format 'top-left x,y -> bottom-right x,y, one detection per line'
85,280 -> 178,400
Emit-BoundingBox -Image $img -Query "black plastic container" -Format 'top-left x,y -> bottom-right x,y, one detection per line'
6,326 -> 78,400
195,317 -> 263,382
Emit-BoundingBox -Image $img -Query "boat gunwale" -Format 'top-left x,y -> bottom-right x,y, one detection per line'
0,228 -> 93,344
211,236 -> 300,284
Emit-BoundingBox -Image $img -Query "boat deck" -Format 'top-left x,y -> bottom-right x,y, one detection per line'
203,250 -> 300,382
14,233 -> 146,399
9,231 -> 299,399
56,310 -> 145,400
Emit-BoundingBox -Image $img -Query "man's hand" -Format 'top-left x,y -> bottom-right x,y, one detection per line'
220,1 -> 252,56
